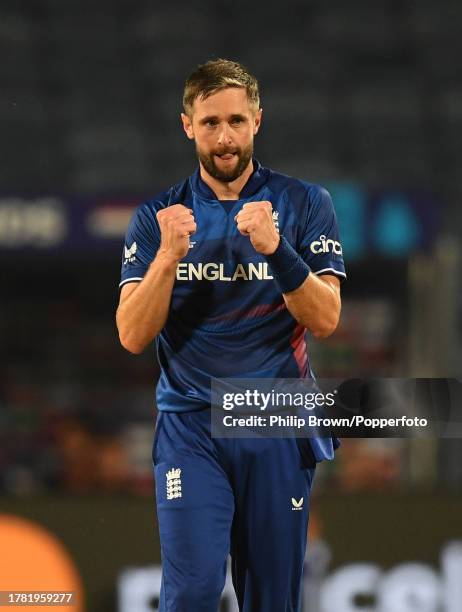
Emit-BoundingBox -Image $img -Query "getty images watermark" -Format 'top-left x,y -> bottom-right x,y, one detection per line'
210,378 -> 462,438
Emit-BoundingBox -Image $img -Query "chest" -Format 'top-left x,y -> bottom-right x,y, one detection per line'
168,195 -> 298,322
182,194 -> 297,264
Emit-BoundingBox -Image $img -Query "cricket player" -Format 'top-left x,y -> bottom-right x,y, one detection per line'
116,58 -> 346,612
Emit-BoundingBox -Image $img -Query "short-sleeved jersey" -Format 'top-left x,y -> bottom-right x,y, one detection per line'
120,159 -> 346,459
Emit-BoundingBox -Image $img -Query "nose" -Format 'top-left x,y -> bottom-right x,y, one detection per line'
217,122 -> 233,146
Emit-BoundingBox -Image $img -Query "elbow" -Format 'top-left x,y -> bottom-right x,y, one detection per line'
119,332 -> 146,355
117,322 -> 147,354
125,343 -> 146,355
116,309 -> 148,354
311,313 -> 340,339
312,325 -> 336,339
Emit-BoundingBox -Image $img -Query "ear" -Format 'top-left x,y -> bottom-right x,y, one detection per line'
181,112 -> 195,140
253,108 -> 263,135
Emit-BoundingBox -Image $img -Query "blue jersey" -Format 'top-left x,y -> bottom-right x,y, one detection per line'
120,158 -> 346,420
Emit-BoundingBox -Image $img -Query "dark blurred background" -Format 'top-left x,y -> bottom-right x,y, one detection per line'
1,1 -> 461,610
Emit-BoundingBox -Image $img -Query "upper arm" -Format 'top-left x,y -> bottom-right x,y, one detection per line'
299,186 -> 346,282
119,203 -> 161,289
318,273 -> 341,294
118,281 -> 140,308
317,273 -> 341,309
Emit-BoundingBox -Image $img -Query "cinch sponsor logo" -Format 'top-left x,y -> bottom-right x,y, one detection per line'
176,262 -> 274,282
310,235 -> 342,255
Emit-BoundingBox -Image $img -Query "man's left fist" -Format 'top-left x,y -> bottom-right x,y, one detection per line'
234,201 -> 280,255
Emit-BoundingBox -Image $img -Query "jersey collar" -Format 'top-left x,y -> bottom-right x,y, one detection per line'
190,158 -> 270,201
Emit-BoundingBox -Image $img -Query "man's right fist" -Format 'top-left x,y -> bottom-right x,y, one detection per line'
156,204 -> 196,262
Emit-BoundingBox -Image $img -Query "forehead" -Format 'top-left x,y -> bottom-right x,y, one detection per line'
192,87 -> 253,118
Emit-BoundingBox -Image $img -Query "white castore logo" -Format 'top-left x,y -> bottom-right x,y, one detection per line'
124,241 -> 137,264
291,497 -> 303,510
309,235 -> 342,255
166,467 -> 182,500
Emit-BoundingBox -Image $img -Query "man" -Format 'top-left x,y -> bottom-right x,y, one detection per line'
116,58 -> 345,612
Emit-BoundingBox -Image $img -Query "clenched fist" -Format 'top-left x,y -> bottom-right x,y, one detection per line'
156,204 -> 196,263
234,201 -> 280,255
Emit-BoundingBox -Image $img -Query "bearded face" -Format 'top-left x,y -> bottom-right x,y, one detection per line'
195,141 -> 254,183
181,87 -> 262,186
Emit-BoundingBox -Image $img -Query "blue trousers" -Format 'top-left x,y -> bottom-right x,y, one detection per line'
153,408 -> 316,612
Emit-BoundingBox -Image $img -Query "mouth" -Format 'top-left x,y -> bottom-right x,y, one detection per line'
215,152 -> 237,162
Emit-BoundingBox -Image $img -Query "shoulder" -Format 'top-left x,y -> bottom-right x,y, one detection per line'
267,168 -> 333,211
130,177 -> 190,226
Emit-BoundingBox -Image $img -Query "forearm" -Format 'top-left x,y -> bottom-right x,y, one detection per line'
264,236 -> 341,338
116,254 -> 178,353
282,274 -> 341,338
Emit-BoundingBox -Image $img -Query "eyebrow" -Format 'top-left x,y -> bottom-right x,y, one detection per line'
199,113 -> 247,124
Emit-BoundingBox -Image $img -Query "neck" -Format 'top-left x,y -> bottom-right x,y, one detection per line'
199,159 -> 254,201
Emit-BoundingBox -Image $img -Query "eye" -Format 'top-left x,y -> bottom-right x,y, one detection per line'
206,120 -> 217,127
231,118 -> 243,125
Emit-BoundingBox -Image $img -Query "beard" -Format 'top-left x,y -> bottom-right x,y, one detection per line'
196,142 -> 253,183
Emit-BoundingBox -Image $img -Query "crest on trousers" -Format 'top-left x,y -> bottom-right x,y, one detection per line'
166,467 -> 182,500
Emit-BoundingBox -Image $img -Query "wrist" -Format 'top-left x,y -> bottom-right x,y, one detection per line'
264,235 -> 310,294
156,250 -> 181,269
261,234 -> 280,256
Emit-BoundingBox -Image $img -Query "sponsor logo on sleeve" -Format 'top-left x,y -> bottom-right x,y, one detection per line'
310,235 -> 342,255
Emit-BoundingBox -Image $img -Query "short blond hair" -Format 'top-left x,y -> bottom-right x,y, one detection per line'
183,58 -> 260,117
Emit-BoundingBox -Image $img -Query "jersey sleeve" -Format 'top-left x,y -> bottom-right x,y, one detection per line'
119,202 -> 161,288
299,186 -> 346,280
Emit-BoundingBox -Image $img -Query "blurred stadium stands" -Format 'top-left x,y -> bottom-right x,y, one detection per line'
0,0 -> 460,199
